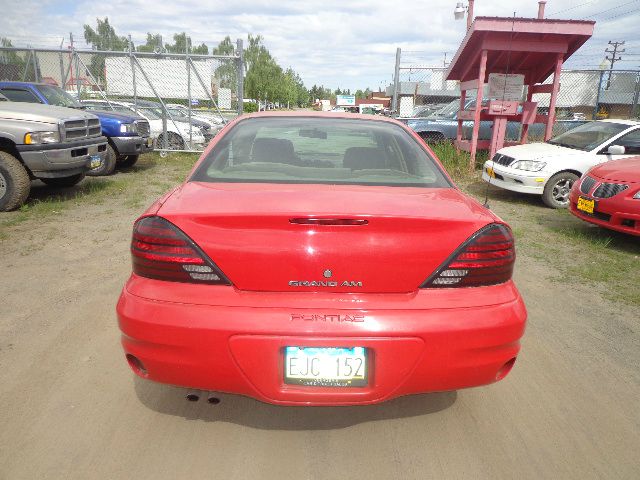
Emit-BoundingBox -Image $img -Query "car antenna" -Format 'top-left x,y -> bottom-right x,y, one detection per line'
483,12 -> 516,209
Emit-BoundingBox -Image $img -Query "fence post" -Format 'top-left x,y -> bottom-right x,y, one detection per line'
593,70 -> 605,120
31,49 -> 40,83
70,33 -> 81,100
129,35 -> 138,113
58,38 -> 66,89
392,48 -> 401,115
21,50 -> 31,82
186,39 -> 193,149
236,38 -> 244,116
632,72 -> 640,119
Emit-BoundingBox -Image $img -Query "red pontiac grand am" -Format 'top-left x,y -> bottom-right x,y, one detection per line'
570,157 -> 640,236
116,112 -> 527,406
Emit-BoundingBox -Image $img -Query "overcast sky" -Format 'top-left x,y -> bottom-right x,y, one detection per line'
1,0 -> 639,91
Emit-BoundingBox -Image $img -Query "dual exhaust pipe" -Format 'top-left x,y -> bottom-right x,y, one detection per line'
186,391 -> 220,404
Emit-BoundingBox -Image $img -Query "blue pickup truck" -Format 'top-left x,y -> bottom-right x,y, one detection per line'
0,82 -> 152,175
402,99 -> 586,144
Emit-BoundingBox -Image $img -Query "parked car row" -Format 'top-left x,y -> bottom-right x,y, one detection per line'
482,119 -> 640,236
0,97 -> 107,211
0,82 -> 228,211
402,99 -> 587,143
0,82 -> 153,175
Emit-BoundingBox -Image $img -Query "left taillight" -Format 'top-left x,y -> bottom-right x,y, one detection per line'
131,216 -> 230,285
421,223 -> 515,288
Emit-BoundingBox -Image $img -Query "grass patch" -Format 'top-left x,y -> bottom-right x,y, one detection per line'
0,152 -> 198,236
430,141 -> 488,184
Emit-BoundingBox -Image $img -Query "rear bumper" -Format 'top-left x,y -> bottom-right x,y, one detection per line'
117,276 -> 527,405
111,136 -> 153,156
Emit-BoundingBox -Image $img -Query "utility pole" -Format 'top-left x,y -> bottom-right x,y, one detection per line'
604,40 -> 625,89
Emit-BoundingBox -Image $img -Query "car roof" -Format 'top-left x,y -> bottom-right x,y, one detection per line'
597,119 -> 640,127
239,110 -> 405,126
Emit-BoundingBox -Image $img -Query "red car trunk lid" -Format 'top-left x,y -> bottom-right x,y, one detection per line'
158,182 -> 497,293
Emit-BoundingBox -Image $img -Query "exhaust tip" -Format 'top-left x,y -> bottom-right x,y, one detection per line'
207,396 -> 221,405
186,393 -> 200,402
496,357 -> 517,382
126,354 -> 148,377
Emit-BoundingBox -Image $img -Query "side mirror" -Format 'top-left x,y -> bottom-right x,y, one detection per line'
608,145 -> 625,155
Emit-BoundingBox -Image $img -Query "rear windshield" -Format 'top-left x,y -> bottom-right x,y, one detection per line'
191,117 -> 451,188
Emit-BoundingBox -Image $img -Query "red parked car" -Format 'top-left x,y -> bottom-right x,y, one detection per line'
570,157 -> 640,236
117,112 -> 527,406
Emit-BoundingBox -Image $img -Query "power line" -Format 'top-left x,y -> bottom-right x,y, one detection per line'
584,0 -> 640,18
547,1 -> 596,17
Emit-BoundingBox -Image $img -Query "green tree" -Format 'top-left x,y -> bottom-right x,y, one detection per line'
83,18 -> 129,84
84,18 -> 128,51
136,33 -> 164,53
212,36 -> 236,91
0,38 -> 33,81
166,33 -> 208,54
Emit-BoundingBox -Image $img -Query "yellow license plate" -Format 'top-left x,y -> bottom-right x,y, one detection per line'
486,166 -> 495,178
577,196 -> 595,214
147,137 -> 153,148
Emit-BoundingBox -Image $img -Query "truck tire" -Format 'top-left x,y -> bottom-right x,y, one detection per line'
542,171 -> 579,209
118,155 -> 139,168
41,173 -> 85,188
0,151 -> 31,212
157,133 -> 185,151
86,144 -> 117,176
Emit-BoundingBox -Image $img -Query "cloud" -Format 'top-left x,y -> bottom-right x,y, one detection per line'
1,0 -> 639,90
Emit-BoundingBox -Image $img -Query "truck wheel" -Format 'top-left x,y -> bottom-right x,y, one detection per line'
87,144 -> 117,176
419,132 -> 446,144
157,133 -> 185,151
542,172 -> 579,208
41,174 -> 85,188
118,155 -> 139,168
0,151 -> 31,212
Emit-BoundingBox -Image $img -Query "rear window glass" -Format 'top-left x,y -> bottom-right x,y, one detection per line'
191,117 -> 451,188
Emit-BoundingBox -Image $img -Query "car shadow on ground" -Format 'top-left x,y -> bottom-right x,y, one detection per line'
133,376 -> 457,430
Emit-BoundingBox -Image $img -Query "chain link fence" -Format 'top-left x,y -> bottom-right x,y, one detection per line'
390,61 -> 640,121
0,41 -> 244,153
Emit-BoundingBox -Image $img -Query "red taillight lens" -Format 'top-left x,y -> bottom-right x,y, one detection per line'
421,224 -> 515,288
131,216 -> 230,285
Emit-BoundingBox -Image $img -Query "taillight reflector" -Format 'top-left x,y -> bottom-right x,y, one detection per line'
131,216 -> 230,285
421,224 -> 515,288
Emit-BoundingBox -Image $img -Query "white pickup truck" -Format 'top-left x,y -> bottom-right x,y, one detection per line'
0,99 -> 107,211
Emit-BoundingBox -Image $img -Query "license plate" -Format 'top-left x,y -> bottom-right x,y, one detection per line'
146,137 -> 153,148
284,346 -> 367,387
577,196 -> 595,214
486,166 -> 495,178
89,155 -> 102,169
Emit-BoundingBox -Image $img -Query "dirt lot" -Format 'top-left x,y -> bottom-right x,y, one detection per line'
1,153 -> 639,479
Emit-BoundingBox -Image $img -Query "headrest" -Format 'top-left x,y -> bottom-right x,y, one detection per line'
252,138 -> 296,163
343,147 -> 387,170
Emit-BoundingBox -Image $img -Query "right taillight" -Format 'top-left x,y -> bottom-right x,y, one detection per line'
421,224 -> 515,288
131,216 -> 230,285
